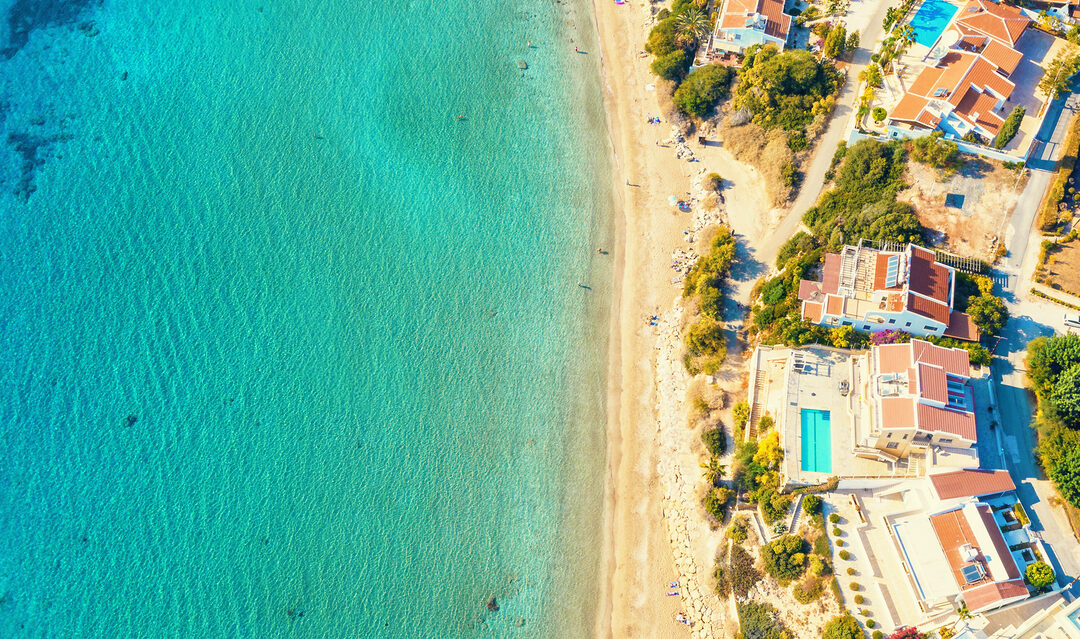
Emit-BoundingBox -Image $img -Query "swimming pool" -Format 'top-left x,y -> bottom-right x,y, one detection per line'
800,409 -> 832,473
908,0 -> 959,47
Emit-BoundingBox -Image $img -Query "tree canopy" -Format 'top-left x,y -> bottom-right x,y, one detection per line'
761,534 -> 808,582
1025,561 -> 1055,589
674,64 -> 736,119
733,45 -> 842,132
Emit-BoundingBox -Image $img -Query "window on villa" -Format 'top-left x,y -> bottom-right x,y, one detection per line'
902,434 -> 909,440
886,442 -> 899,449
924,325 -> 935,331
886,432 -> 892,438
940,438 -> 953,444
862,325 -> 870,330
905,322 -> 911,327
888,319 -> 896,324
842,320 -> 852,326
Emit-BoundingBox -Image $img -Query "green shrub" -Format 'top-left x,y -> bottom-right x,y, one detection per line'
908,132 -> 960,172
793,576 -> 824,603
872,107 -> 886,122
733,401 -> 750,428
873,631 -> 884,639
836,539 -> 845,547
704,172 -> 723,192
833,526 -> 842,536
867,620 -> 876,628
702,426 -> 727,456
860,609 -> 871,617
761,534 -> 809,583
1025,561 -> 1055,589
829,513 -> 841,524
704,486 -> 733,520
809,554 -> 826,576
839,550 -> 850,560
1013,502 -> 1030,526
803,495 -> 823,515
651,49 -> 692,82
854,594 -> 864,604
728,515 -> 750,543
993,105 -> 1026,149
849,581 -> 860,591
966,294 -> 1008,336
674,64 -> 736,118
813,535 -> 829,555
737,602 -> 790,639
823,613 -> 862,639
645,17 -> 680,56
847,567 -> 856,576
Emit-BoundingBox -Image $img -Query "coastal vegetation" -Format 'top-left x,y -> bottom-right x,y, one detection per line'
736,601 -> 790,639
823,613 -> 862,639
674,65 -> 737,119
683,226 -> 737,374
761,534 -> 808,583
1039,51 -> 1080,100
1027,335 -> 1080,508
1025,561 -> 1055,590
732,44 -> 840,134
908,132 -> 960,175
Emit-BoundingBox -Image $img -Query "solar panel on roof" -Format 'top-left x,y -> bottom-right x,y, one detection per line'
961,563 -> 982,583
885,255 -> 900,288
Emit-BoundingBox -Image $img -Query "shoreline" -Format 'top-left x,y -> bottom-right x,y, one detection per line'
588,0 -> 780,635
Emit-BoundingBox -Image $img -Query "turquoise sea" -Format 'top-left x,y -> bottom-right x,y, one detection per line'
0,1 -> 614,636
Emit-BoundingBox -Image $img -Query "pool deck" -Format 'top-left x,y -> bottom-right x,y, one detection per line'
750,345 -> 925,486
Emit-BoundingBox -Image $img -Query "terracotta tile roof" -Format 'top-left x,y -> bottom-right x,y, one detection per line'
822,253 -> 841,295
887,293 -> 905,312
930,508 -> 990,588
825,294 -> 845,317
910,65 -> 947,97
908,246 -> 952,303
799,279 -> 822,301
954,89 -> 1006,134
918,362 -> 949,403
908,367 -> 919,395
977,504 -> 1022,580
918,402 -> 977,440
955,0 -> 1030,46
964,56 -> 1016,100
911,339 -> 970,376
874,253 -> 906,290
877,343 -> 913,374
803,300 -> 824,323
930,469 -> 1015,500
890,94 -> 936,128
963,579 -> 1029,613
908,292 -> 951,324
944,310 -> 980,342
981,39 -> 1023,75
881,397 -> 917,429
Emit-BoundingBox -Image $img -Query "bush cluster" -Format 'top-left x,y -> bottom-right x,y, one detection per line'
683,227 -> 737,374
761,534 -> 809,583
1028,336 -> 1080,507
823,613 -> 862,639
702,425 -> 727,456
674,64 -> 736,119
737,602 -> 790,639
793,575 -> 823,603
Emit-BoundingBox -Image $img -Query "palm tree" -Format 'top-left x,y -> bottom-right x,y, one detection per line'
675,8 -> 711,48
952,604 -> 972,629
701,456 -> 727,482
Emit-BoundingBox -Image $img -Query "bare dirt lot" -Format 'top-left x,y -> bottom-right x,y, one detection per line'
1038,239 -> 1080,297
898,158 -> 1029,260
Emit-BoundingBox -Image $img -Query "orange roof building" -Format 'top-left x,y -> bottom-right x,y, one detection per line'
797,242 -> 980,342
865,339 -> 978,458
887,1 -> 1032,141
710,0 -> 792,54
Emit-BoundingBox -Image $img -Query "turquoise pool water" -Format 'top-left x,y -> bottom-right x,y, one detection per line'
909,0 -> 959,47
801,409 -> 833,473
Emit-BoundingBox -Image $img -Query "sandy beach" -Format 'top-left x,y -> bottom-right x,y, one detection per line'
588,0 -> 779,636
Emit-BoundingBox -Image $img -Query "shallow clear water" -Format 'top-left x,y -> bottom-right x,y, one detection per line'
0,1 -> 613,636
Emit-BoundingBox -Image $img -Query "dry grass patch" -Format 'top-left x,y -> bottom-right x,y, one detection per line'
1037,238 -> 1080,297
721,122 -> 797,207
